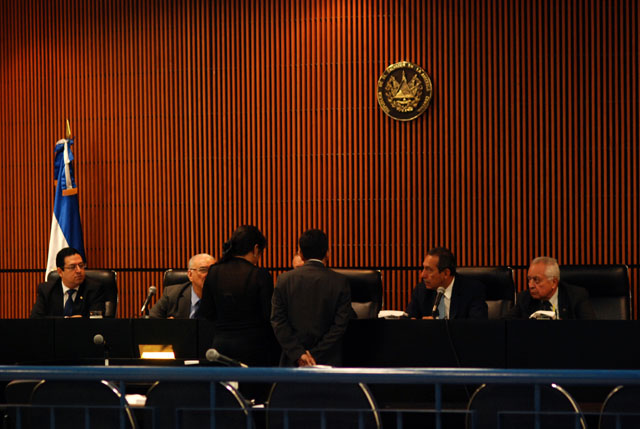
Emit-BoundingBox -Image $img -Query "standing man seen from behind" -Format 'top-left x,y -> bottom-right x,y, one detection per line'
150,253 -> 216,319
506,256 -> 596,319
271,229 -> 352,367
31,247 -> 105,318
406,247 -> 488,320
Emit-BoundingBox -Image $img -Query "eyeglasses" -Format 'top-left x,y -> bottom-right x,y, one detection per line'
527,276 -> 549,285
189,267 -> 210,274
64,263 -> 87,271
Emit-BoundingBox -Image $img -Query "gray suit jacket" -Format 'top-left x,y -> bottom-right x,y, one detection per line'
271,260 -> 352,366
149,282 -> 193,319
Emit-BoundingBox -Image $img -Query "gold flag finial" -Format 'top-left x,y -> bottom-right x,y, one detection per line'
65,119 -> 72,139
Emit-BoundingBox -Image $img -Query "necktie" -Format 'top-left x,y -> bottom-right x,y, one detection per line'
437,295 -> 447,319
191,300 -> 200,319
541,300 -> 552,312
64,289 -> 75,317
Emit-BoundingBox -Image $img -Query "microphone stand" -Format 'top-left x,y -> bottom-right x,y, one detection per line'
104,344 -> 110,367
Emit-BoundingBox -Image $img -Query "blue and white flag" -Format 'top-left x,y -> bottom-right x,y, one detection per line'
45,138 -> 85,278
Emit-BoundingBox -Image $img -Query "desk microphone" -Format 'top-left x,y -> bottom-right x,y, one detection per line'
431,287 -> 446,318
140,285 -> 157,316
206,348 -> 248,368
93,334 -> 110,366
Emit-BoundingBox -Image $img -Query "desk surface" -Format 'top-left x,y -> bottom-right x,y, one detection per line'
1,319 -> 639,369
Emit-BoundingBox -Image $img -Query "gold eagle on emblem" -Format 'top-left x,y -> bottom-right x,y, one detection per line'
384,71 -> 423,113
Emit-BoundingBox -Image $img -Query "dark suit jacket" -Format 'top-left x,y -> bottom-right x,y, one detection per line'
30,277 -> 105,318
271,260 -> 352,366
406,274 -> 488,319
199,258 -> 279,366
149,281 -> 193,319
506,281 -> 596,320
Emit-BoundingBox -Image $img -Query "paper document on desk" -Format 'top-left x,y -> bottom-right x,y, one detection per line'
529,310 -> 557,320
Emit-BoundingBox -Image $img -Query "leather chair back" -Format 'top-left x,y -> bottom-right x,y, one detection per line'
30,380 -> 137,429
145,381 -> 253,429
466,383 -> 586,429
333,269 -> 383,319
559,265 -> 630,320
163,269 -> 189,287
267,382 -> 381,429
47,270 -> 118,318
456,266 -> 515,319
599,385 -> 640,429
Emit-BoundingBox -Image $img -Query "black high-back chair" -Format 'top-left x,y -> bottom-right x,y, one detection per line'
456,267 -> 515,319
333,269 -> 383,319
466,384 -> 586,429
144,381 -> 254,429
163,269 -> 189,287
559,265 -> 631,320
267,382 -> 381,429
30,380 -> 137,429
4,379 -> 42,429
599,385 -> 640,429
47,270 -> 118,317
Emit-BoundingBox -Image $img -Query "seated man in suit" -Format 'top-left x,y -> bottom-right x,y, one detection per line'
30,247 -> 105,318
271,229 -> 352,367
150,253 -> 216,319
506,256 -> 596,319
406,247 -> 488,319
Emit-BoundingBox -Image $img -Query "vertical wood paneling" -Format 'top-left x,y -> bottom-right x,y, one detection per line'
0,0 -> 638,318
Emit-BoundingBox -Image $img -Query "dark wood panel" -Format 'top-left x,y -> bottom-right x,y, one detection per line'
0,0 -> 637,318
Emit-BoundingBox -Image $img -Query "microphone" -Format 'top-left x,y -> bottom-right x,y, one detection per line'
93,334 -> 110,366
431,287 -> 446,318
140,286 -> 157,316
205,348 -> 248,368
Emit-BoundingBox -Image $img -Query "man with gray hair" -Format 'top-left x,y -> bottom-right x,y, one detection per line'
150,253 -> 216,319
506,256 -> 596,319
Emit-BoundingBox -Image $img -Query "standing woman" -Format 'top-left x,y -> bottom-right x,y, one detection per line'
199,225 -> 279,367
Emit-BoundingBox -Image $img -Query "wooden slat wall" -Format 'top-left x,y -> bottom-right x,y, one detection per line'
0,0 -> 638,318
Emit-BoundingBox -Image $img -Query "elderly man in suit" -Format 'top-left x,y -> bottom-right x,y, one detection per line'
506,256 -> 596,319
406,247 -> 488,320
150,253 -> 216,319
31,247 -> 105,318
271,229 -> 352,367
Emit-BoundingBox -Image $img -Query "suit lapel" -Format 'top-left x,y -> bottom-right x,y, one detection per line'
72,282 -> 87,315
557,286 -> 569,319
449,284 -> 459,319
52,282 -> 65,316
178,285 -> 192,318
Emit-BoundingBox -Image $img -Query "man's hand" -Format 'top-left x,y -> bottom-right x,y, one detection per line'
421,316 -> 434,320
296,350 -> 316,367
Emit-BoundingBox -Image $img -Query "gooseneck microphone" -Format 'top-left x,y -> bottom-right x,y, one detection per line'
431,287 -> 446,318
93,334 -> 110,366
140,285 -> 157,316
205,348 -> 248,368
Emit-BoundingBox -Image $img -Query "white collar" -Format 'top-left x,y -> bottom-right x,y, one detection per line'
443,277 -> 455,299
61,282 -> 78,295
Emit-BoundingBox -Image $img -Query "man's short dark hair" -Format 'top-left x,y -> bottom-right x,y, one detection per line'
298,229 -> 329,260
427,247 -> 456,276
56,247 -> 83,269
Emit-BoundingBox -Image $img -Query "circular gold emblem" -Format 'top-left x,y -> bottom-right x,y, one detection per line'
377,61 -> 432,121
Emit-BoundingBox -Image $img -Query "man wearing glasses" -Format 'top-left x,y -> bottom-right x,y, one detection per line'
506,256 -> 596,319
30,247 -> 105,318
150,253 -> 216,319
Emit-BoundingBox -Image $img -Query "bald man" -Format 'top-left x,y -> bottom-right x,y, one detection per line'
150,253 -> 216,319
